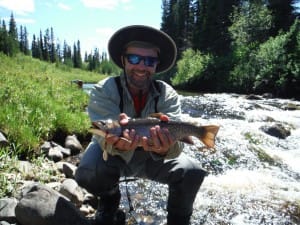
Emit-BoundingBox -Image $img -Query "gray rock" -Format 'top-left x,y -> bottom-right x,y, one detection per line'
42,141 -> 71,162
40,141 -> 52,154
0,132 -> 8,147
65,135 -> 83,155
48,147 -> 64,162
15,183 -> 90,225
56,162 -> 77,178
0,198 -> 18,223
59,179 -> 84,207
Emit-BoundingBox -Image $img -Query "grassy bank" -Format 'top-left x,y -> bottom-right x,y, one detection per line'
0,53 -> 107,157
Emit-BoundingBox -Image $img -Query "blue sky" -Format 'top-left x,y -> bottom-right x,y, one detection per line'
0,0 -> 162,55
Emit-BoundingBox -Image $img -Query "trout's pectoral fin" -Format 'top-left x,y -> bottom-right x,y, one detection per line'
148,112 -> 164,119
180,136 -> 194,145
148,113 -> 169,122
200,125 -> 220,148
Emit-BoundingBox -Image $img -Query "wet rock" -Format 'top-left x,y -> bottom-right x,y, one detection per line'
15,183 -> 90,225
245,94 -> 263,100
281,103 -> 300,111
65,135 -> 83,155
262,93 -> 274,98
0,198 -> 18,223
260,123 -> 291,139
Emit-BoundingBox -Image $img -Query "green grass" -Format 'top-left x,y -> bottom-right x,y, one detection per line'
0,53 -> 107,157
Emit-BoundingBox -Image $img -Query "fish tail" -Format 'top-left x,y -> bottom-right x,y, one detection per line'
199,125 -> 220,148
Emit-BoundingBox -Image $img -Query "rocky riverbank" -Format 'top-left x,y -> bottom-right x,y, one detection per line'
0,135 -> 99,225
0,93 -> 299,225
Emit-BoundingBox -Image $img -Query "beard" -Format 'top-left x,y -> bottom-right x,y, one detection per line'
125,69 -> 152,90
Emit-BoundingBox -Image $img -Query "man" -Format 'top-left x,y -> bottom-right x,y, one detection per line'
75,25 -> 207,225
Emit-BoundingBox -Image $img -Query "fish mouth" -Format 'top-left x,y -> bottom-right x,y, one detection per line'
91,120 -> 106,128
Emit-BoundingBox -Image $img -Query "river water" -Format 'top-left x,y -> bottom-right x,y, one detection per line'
83,84 -> 300,225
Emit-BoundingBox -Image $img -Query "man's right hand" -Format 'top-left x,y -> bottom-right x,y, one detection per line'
105,113 -> 140,151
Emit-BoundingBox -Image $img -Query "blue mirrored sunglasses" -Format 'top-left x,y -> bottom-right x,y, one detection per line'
125,54 -> 159,67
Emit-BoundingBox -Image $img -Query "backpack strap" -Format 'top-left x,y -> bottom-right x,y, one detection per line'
114,76 -> 123,112
114,76 -> 160,113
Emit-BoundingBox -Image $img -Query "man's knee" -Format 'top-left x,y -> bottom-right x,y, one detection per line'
75,166 -> 96,193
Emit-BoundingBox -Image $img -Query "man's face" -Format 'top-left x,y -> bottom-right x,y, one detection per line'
123,46 -> 159,90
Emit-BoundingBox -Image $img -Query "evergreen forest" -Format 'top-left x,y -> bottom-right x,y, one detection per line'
1,0 -> 300,99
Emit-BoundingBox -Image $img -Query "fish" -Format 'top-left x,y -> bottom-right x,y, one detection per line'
89,117 -> 220,148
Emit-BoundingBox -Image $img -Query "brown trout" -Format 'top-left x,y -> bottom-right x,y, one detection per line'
89,117 -> 220,148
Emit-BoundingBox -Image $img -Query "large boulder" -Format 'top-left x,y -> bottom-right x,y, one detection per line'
15,183 -> 91,225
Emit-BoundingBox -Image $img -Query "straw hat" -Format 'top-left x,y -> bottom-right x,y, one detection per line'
108,25 -> 177,73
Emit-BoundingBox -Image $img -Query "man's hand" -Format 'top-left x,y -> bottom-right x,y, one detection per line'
141,114 -> 175,155
105,113 -> 139,151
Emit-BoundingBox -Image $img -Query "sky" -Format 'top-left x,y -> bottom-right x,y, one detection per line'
0,0 -> 163,55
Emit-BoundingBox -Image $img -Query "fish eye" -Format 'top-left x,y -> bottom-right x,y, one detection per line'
100,121 -> 106,125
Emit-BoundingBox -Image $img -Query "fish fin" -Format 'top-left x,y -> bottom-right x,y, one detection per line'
180,136 -> 194,144
148,112 -> 164,119
148,112 -> 169,122
199,125 -> 220,148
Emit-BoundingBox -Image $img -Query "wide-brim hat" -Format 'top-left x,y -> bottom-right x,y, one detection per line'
108,25 -> 177,73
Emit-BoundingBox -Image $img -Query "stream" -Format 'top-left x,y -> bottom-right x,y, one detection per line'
84,85 -> 300,225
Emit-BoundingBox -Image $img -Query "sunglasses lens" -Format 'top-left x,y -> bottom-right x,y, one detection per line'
126,54 -> 158,67
144,57 -> 157,67
127,54 -> 140,65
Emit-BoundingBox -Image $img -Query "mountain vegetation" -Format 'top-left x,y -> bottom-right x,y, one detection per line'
0,0 -> 299,99
160,0 -> 300,99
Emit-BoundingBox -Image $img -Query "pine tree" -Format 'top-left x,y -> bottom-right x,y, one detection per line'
23,27 -> 30,55
19,25 -> 30,55
63,40 -> 73,67
77,40 -> 83,68
8,12 -> 19,56
31,34 -> 37,58
0,19 -> 9,55
50,27 -> 57,63
72,40 -> 82,68
192,0 -> 239,55
267,0 -> 299,36
19,25 -> 24,53
39,30 -> 44,60
43,28 -> 50,61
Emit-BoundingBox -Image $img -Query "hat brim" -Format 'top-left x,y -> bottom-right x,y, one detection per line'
108,25 -> 177,74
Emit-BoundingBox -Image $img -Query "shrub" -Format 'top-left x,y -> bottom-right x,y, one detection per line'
172,48 -> 212,87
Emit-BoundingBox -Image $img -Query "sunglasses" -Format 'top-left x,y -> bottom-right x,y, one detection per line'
125,54 -> 159,67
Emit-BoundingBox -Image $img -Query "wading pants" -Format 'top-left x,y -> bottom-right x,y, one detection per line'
75,139 -> 207,218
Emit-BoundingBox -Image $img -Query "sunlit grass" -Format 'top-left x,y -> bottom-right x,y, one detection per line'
0,53 -> 107,156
